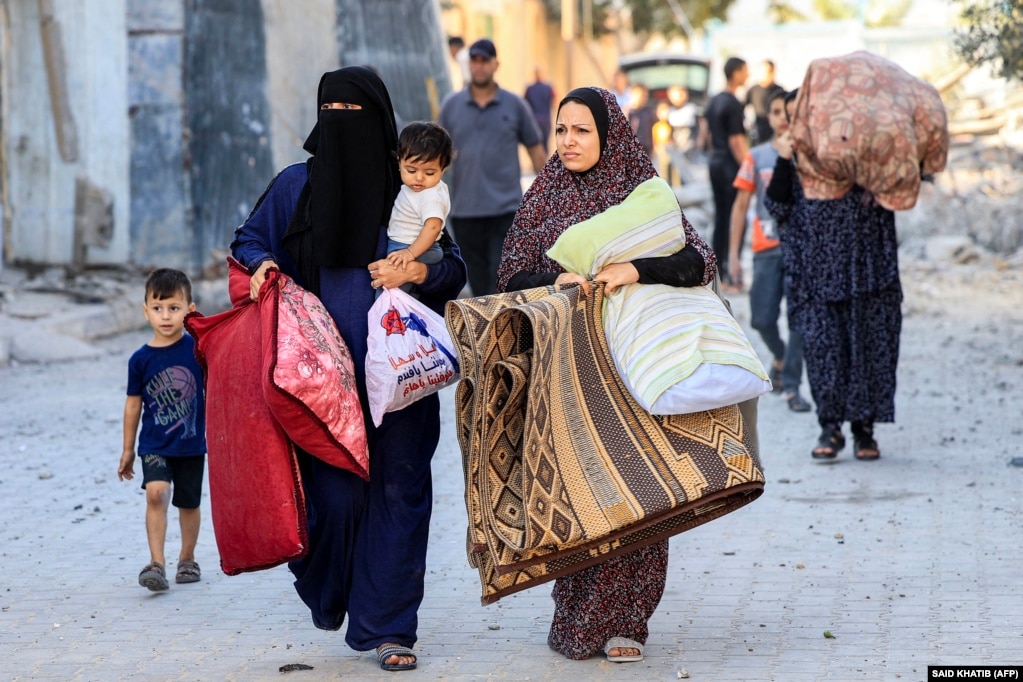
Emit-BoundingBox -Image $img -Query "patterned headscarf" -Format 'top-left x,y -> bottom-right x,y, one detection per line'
496,87 -> 657,292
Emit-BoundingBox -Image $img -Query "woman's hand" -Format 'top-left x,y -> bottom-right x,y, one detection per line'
594,262 -> 639,294
250,260 -> 279,301
368,258 -> 427,291
555,272 -> 591,296
776,130 -> 793,160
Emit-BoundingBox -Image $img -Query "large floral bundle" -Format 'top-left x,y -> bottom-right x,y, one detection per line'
790,50 -> 948,210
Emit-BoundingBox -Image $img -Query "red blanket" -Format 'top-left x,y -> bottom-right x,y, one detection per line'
185,259 -> 371,574
259,268 -> 369,479
790,51 -> 948,211
186,290 -> 308,575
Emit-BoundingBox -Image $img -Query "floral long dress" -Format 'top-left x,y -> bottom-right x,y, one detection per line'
765,167 -> 902,427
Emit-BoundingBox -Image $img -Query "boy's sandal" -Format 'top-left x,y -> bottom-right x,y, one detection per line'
176,559 -> 201,584
377,644 -> 417,671
812,427 -> 845,460
854,434 -> 881,460
138,562 -> 169,592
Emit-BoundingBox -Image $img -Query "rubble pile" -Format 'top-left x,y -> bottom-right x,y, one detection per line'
899,140 -> 1023,259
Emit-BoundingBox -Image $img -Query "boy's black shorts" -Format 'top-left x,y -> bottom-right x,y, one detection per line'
140,454 -> 206,509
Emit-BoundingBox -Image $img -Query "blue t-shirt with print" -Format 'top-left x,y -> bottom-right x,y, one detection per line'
127,334 -> 206,456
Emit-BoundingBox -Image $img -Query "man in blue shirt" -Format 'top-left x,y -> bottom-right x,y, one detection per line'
439,38 -> 547,296
524,65 -> 555,152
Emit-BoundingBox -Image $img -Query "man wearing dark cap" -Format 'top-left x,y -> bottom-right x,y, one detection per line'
439,38 -> 547,296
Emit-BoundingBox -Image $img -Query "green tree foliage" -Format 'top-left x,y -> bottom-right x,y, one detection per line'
953,0 -> 1023,81
767,0 -> 809,23
541,0 -> 737,37
770,0 -> 910,26
864,0 -> 912,27
620,0 -> 740,34
540,0 -> 908,35
812,0 -> 857,21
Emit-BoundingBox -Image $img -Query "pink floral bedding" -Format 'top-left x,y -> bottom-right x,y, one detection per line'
790,50 -> 948,211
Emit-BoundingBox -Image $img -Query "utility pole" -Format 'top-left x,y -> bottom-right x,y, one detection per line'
37,0 -> 78,162
562,0 -> 575,89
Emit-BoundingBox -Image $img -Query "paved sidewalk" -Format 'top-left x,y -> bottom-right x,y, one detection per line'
1,259 -> 1022,681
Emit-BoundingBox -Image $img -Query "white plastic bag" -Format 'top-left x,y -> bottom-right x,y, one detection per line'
366,287 -> 461,426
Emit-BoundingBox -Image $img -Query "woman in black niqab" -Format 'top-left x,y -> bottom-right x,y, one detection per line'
284,66 -> 401,289
231,65 -> 466,672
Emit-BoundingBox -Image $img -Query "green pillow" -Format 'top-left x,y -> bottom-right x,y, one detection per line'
546,177 -> 684,277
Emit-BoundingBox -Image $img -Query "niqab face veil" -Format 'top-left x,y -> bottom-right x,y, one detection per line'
294,66 -> 400,271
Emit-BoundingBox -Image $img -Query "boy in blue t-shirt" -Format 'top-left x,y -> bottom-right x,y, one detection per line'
118,269 -> 207,591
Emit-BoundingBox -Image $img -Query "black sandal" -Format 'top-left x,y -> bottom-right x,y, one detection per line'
377,644 -> 417,671
852,421 -> 880,460
138,561 -> 169,591
812,424 -> 845,459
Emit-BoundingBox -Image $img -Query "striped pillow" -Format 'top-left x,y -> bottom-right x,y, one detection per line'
547,177 -> 771,414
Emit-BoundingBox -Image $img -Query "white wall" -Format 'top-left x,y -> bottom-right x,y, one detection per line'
262,0 -> 339,169
2,0 -> 129,266
707,23 -> 959,99
709,0 -> 961,92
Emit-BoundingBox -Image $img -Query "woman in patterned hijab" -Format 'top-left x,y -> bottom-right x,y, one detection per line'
498,87 -> 716,295
497,87 -> 717,662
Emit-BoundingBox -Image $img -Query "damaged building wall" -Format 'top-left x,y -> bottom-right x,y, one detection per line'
262,0 -> 338,171
335,0 -> 453,123
127,1 -> 190,270
185,0 -> 273,271
1,0 -> 130,267
1,0 -> 452,274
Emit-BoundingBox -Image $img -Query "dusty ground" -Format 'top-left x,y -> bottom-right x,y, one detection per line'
1,239 -> 1021,681
1,150 -> 1022,678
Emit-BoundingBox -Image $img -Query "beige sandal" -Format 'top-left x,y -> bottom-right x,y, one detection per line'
603,636 -> 644,662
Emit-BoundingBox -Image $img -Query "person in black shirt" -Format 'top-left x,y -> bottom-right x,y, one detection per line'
703,56 -> 749,288
627,83 -> 657,158
745,60 -> 784,145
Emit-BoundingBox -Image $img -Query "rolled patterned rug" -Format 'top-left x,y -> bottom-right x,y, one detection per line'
446,283 -> 765,604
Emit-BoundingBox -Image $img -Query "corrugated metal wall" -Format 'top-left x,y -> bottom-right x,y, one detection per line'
335,0 -> 454,123
128,1 -> 189,269
185,0 -> 274,271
